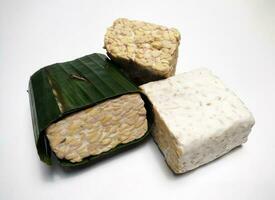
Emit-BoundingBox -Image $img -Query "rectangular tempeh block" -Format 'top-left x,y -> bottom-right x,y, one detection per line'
46,94 -> 147,163
140,69 -> 255,174
104,18 -> 180,85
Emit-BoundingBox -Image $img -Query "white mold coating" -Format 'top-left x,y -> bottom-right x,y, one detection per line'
141,69 -> 255,173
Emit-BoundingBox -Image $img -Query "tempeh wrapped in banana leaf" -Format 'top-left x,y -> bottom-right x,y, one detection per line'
28,53 -> 153,167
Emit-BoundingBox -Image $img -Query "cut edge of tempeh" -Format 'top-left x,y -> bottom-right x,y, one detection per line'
46,93 -> 148,163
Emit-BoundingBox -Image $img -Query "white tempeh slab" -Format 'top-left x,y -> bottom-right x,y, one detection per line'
140,69 -> 255,174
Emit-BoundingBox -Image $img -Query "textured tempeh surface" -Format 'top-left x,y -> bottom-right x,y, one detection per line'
104,18 -> 180,84
46,93 -> 148,163
141,69 -> 255,173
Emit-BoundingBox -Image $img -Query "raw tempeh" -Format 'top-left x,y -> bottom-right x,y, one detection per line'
104,18 -> 180,85
46,93 -> 147,163
141,69 -> 255,173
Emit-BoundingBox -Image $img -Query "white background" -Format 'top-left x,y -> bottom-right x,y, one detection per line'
1,0 -> 275,199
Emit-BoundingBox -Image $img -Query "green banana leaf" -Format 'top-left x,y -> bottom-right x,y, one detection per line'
28,53 -> 153,167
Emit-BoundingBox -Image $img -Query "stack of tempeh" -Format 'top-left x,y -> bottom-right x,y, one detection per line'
29,18 -> 254,173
